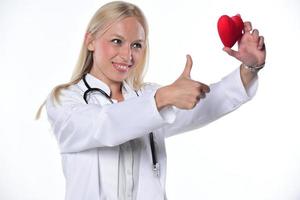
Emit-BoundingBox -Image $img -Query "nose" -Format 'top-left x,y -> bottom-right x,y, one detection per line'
119,45 -> 132,62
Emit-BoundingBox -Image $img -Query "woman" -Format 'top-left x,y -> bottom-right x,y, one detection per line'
44,1 -> 266,199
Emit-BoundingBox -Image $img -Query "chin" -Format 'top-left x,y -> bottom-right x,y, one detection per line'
112,75 -> 128,83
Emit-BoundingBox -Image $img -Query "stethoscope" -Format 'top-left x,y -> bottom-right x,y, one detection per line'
82,74 -> 160,177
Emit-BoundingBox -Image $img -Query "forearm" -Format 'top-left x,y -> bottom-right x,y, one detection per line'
47,91 -> 173,153
162,67 -> 256,137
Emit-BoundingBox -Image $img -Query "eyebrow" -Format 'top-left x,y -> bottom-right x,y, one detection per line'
111,34 -> 145,43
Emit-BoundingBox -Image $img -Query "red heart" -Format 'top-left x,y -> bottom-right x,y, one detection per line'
217,14 -> 244,48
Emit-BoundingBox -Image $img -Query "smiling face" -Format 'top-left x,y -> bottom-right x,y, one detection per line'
87,17 -> 146,87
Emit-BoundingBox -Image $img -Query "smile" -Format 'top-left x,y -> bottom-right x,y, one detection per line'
112,62 -> 132,73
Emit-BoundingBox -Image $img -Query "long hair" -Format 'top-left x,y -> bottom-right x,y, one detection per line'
36,1 -> 149,118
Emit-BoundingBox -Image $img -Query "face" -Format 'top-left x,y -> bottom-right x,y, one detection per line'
87,17 -> 146,86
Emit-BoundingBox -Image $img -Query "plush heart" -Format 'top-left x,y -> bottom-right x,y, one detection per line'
217,14 -> 244,48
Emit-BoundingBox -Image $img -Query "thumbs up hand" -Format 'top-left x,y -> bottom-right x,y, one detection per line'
155,55 -> 210,110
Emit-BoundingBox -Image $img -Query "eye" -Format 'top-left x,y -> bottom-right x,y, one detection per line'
111,39 -> 122,45
132,42 -> 142,49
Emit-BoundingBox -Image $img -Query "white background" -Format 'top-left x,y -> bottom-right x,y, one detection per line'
1,0 -> 300,199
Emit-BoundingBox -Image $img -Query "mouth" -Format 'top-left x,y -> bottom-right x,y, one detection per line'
112,62 -> 133,73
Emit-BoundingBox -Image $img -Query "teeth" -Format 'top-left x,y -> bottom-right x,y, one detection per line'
116,65 -> 128,70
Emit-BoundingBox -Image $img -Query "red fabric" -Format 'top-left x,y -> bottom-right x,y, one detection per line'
217,14 -> 244,48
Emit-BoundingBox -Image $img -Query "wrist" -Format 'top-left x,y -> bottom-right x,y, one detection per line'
155,86 -> 172,111
241,62 -> 265,73
240,64 -> 258,89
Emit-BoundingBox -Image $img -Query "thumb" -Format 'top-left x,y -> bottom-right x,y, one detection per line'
223,47 -> 240,59
181,54 -> 193,78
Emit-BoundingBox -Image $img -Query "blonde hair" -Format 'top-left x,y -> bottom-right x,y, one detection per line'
36,1 -> 149,118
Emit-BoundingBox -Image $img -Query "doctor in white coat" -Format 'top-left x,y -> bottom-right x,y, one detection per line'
44,1 -> 266,200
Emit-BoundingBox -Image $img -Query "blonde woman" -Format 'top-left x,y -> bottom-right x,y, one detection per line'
43,1 -> 266,199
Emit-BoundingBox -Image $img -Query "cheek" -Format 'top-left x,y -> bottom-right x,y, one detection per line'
132,50 -> 145,65
95,42 -> 117,61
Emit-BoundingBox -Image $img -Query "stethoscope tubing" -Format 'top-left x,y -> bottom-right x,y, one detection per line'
82,74 -> 159,176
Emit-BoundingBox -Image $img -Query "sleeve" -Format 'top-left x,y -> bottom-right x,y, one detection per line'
46,86 -> 175,153
158,67 -> 258,138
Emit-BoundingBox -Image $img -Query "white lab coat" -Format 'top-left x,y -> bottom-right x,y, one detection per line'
46,68 -> 258,200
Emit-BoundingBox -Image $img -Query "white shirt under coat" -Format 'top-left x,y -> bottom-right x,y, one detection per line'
46,68 -> 258,200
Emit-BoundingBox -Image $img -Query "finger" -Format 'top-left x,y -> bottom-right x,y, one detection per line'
258,36 -> 265,50
201,84 -> 210,93
196,92 -> 205,100
181,54 -> 193,78
243,21 -> 252,33
197,86 -> 210,100
252,29 -> 259,41
195,83 -> 210,98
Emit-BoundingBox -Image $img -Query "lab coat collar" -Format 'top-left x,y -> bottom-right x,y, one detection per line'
121,79 -> 132,94
82,73 -> 134,97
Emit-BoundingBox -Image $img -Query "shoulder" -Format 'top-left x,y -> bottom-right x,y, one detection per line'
45,83 -> 87,122
46,83 -> 85,110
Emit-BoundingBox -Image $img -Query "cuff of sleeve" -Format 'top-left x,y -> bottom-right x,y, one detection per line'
222,68 -> 258,105
149,89 -> 176,124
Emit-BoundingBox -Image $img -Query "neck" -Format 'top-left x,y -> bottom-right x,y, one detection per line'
109,82 -> 124,101
109,82 -> 122,95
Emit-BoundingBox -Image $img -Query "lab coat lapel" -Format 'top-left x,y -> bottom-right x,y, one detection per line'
77,75 -> 139,198
122,80 -> 139,99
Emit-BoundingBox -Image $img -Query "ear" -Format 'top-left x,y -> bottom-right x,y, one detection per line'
85,32 -> 95,51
